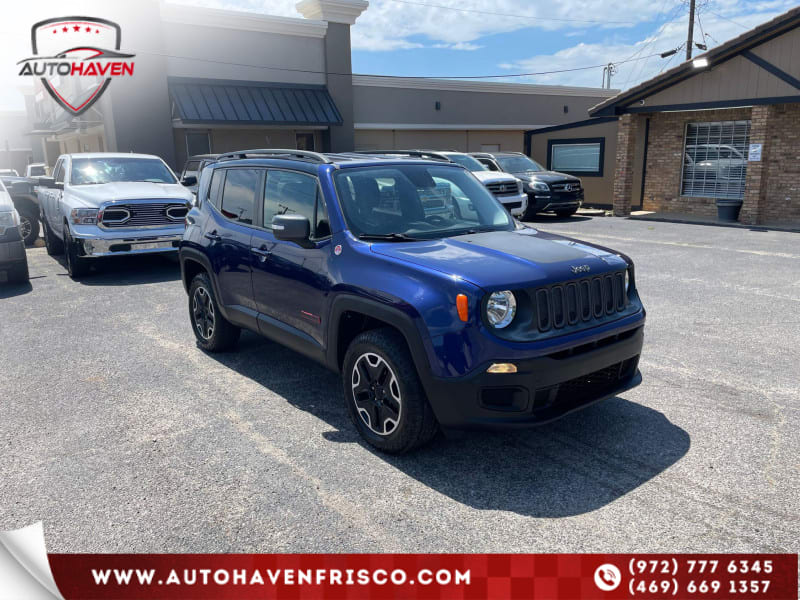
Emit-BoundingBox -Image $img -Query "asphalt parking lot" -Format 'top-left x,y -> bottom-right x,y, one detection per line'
1,217 -> 798,554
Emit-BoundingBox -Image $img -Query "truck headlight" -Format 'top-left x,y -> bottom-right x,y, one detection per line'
516,180 -> 523,193
70,208 -> 98,225
486,290 -> 517,328
0,210 -> 20,235
531,181 -> 550,193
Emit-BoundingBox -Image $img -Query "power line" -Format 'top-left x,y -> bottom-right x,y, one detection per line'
621,0 -> 684,88
384,0 -> 639,25
705,8 -> 750,30
138,47 -> 666,81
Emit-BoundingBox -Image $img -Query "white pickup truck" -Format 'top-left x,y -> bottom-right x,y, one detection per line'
38,153 -> 193,278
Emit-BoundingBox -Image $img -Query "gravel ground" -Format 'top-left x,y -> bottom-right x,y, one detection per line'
1,217 -> 798,554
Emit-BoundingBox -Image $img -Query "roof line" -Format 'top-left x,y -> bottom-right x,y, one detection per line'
589,5 -> 800,116
525,116 -> 618,135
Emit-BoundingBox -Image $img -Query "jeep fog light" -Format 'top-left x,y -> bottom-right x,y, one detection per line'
487,363 -> 517,374
486,290 -> 516,328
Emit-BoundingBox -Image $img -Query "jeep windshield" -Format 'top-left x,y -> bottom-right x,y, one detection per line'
334,165 -> 514,240
70,157 -> 177,185
497,155 -> 545,173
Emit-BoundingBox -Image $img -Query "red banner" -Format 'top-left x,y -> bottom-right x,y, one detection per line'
47,553 -> 798,599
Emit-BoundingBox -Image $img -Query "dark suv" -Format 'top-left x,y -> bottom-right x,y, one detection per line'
179,149 -> 645,453
472,152 -> 583,220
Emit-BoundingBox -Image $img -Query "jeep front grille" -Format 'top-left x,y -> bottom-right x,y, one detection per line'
101,202 -> 188,228
485,181 -> 519,196
531,271 -> 627,333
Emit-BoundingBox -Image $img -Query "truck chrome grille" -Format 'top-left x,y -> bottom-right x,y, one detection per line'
485,181 -> 519,196
101,202 -> 188,228
531,271 -> 627,333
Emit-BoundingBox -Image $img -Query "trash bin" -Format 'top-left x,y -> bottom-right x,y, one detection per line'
716,200 -> 743,222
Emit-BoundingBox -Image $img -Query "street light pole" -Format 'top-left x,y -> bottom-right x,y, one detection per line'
686,0 -> 696,61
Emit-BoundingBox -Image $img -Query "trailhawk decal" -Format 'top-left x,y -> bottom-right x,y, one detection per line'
17,16 -> 135,116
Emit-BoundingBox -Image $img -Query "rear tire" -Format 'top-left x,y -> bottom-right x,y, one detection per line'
64,225 -> 90,279
342,328 -> 438,454
17,209 -> 39,246
188,272 -> 241,352
42,218 -> 63,256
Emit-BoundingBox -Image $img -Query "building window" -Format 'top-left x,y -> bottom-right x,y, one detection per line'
296,133 -> 315,151
547,138 -> 604,176
186,131 -> 211,157
681,120 -> 751,200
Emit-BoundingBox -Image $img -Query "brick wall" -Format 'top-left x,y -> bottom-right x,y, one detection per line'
761,104 -> 800,224
612,114 -> 642,215
641,108 -> 752,218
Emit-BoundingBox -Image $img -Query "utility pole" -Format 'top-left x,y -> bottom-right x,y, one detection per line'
686,0 -> 696,61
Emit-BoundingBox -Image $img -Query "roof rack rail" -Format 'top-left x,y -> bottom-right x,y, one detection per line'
351,150 -> 452,162
216,149 -> 334,164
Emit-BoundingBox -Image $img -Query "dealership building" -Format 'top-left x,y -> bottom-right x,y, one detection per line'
20,0 -> 616,174
527,6 -> 800,226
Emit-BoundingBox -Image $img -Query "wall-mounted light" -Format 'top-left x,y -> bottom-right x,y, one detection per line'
693,57 -> 709,68
435,101 -> 441,111
563,105 -> 568,113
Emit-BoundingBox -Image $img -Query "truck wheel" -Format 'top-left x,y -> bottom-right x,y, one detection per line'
63,226 -> 90,279
555,208 -> 578,218
17,209 -> 39,246
42,219 -> 63,256
342,328 -> 438,454
188,272 -> 240,352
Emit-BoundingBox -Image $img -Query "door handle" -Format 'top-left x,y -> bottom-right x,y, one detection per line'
204,231 -> 221,242
250,246 -> 271,262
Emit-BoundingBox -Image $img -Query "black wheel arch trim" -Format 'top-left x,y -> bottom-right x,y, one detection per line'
326,294 -> 435,386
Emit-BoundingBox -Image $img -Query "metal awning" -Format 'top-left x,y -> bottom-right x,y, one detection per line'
169,78 -> 342,127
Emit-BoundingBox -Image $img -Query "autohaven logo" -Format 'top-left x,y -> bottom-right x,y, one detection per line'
17,16 -> 135,116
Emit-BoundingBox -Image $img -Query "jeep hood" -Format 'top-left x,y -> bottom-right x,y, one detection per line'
369,228 -> 627,290
66,182 -> 193,207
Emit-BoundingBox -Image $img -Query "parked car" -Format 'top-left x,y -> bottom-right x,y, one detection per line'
38,153 -> 194,279
0,169 -> 19,177
0,179 -> 29,284
25,163 -> 48,178
471,152 -> 583,220
179,154 -> 221,195
179,149 -> 645,453
683,144 -> 746,181
359,150 -> 528,218
0,174 -> 40,246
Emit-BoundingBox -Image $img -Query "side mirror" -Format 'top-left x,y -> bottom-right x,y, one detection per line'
272,214 -> 310,245
38,176 -> 63,190
181,175 -> 197,187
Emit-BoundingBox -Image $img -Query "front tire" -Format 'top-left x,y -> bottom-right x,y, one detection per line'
17,209 -> 39,246
63,225 -> 90,279
42,218 -> 63,256
188,272 -> 240,352
342,328 -> 438,454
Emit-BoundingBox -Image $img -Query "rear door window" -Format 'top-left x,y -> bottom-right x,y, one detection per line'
219,168 -> 259,225
263,170 -> 318,230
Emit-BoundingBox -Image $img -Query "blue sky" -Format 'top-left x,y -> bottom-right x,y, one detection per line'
0,0 -> 796,111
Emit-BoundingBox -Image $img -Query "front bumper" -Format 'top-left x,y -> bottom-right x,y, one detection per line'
496,192 -> 528,216
72,226 -> 184,257
79,235 -> 182,257
422,325 -> 644,429
527,192 -> 584,214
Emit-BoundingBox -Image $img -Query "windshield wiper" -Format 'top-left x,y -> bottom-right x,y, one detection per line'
357,233 -> 421,242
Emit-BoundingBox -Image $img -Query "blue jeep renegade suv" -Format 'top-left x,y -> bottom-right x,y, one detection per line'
179,149 -> 645,453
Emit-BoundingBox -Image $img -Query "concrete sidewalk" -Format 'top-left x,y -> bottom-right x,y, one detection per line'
629,210 -> 800,233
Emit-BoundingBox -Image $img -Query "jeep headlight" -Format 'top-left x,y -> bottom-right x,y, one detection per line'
0,210 -> 20,235
70,208 -> 98,225
531,181 -> 550,193
485,290 -> 517,328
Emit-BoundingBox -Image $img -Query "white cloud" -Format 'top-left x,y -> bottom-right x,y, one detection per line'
494,3 -> 798,90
